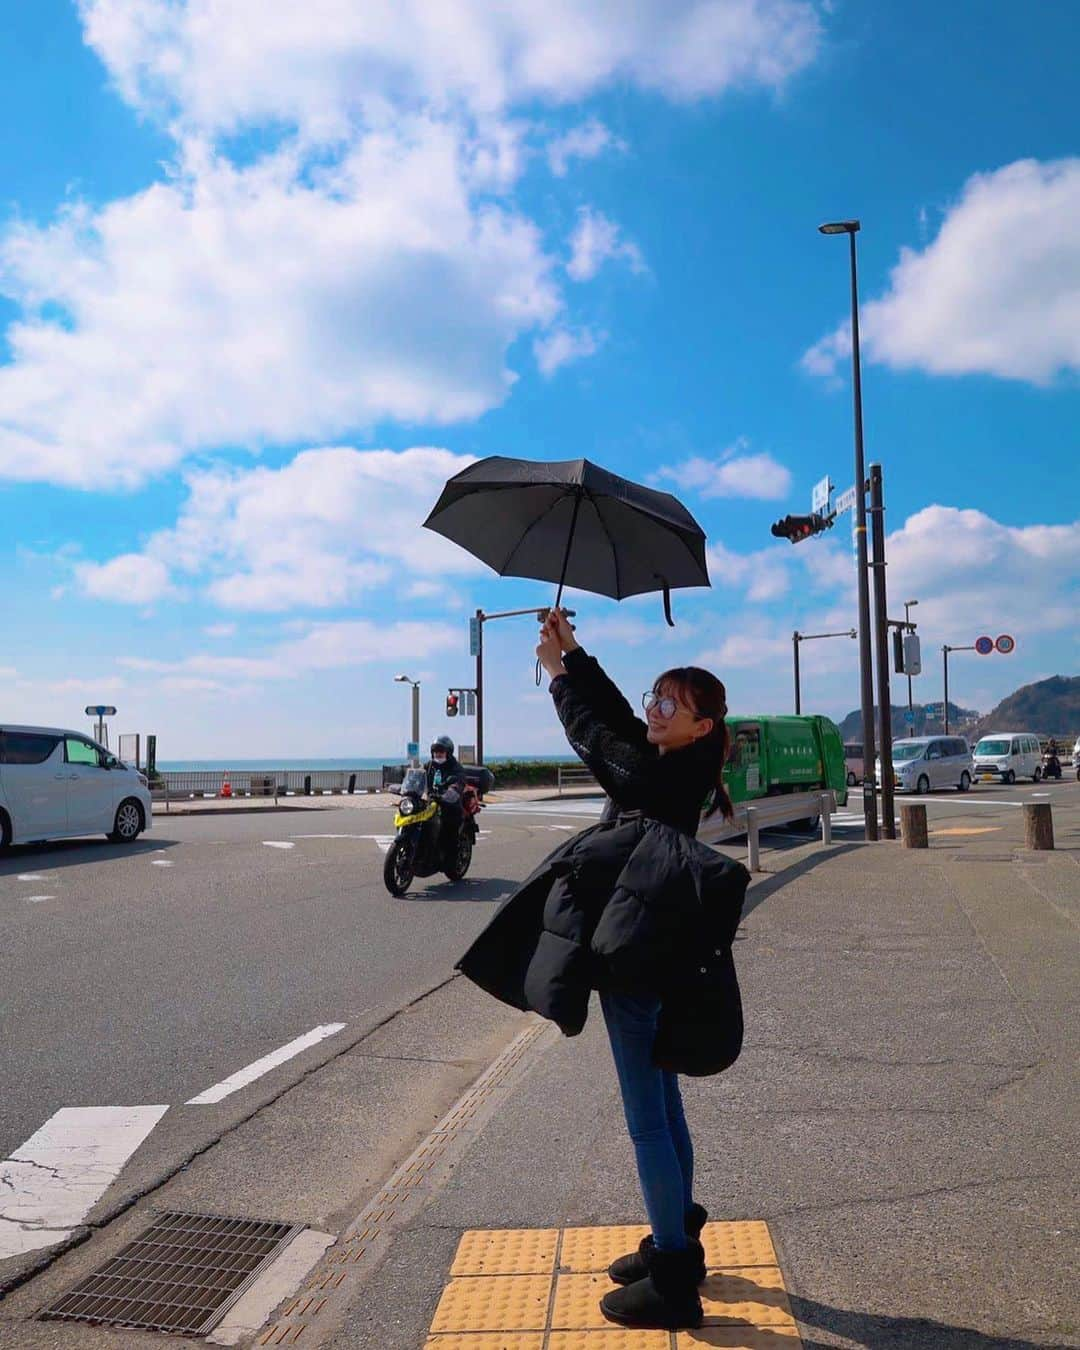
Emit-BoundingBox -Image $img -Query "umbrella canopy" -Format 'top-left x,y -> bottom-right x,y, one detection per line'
422,456 -> 710,623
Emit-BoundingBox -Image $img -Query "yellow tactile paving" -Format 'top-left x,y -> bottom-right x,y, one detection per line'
676,1330 -> 801,1348
700,1268 -> 795,1329
429,1275 -> 553,1333
559,1225 -> 650,1272
424,1335 -> 545,1349
551,1274 -> 620,1330
431,1226 -> 801,1346
701,1222 -> 777,1270
450,1228 -> 560,1276
548,1331 -> 669,1348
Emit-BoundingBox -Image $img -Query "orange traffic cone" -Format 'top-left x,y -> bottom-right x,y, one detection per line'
220,771 -> 232,799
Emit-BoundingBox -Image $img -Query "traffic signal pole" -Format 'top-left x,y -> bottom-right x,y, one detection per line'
475,608 -> 484,767
869,463 -> 895,839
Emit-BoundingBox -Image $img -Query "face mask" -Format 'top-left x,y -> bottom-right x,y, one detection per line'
433,754 -> 447,764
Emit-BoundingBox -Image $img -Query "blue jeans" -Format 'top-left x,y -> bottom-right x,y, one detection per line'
600,989 -> 694,1251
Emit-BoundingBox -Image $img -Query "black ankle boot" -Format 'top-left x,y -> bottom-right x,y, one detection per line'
608,1203 -> 707,1285
600,1241 -> 704,1330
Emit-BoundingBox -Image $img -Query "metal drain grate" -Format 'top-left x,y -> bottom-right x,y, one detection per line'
40,1209 -> 304,1335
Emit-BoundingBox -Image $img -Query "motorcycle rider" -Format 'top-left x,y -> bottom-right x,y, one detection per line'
425,735 -> 467,849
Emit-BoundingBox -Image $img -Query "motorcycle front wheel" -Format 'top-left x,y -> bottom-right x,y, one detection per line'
445,832 -> 473,882
383,838 -> 415,896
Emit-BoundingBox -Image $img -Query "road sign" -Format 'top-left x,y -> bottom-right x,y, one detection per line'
834,485 -> 858,516
811,475 -> 833,514
975,635 -> 994,655
925,703 -> 939,716
468,617 -> 481,657
85,705 -> 117,716
406,741 -> 419,760
995,634 -> 1016,654
903,709 -> 916,724
464,690 -> 477,717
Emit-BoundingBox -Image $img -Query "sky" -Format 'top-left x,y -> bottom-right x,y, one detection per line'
1,0 -> 1077,758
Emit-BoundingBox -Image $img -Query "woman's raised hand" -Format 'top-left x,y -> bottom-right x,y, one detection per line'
536,614 -> 568,680
550,608 -> 579,653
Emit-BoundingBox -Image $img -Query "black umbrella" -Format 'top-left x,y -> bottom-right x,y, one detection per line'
422,456 -> 710,625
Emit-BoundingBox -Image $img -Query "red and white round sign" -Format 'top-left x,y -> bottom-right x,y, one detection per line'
995,634 -> 1016,655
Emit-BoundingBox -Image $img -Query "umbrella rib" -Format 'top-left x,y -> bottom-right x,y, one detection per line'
498,488 -> 576,575
590,491 -> 623,599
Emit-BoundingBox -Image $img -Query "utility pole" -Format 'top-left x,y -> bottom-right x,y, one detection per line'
942,644 -> 975,733
869,464 -> 895,838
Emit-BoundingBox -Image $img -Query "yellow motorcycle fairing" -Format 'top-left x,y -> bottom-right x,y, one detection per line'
394,801 -> 438,830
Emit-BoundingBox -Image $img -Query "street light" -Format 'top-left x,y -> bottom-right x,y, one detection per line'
394,674 -> 421,765
792,629 -> 857,715
818,216 -> 878,842
904,600 -> 918,718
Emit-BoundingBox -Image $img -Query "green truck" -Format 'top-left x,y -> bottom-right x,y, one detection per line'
723,714 -> 848,809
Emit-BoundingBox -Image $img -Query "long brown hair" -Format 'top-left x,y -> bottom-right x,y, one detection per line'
653,666 -> 734,820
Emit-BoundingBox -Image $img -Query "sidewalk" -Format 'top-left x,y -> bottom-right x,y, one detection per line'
4,839 -> 1075,1349
328,840 -> 1078,1348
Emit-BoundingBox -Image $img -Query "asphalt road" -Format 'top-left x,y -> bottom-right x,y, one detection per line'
3,778 -> 1075,1164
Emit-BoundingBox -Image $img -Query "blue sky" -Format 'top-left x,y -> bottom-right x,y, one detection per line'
2,0 -> 1077,757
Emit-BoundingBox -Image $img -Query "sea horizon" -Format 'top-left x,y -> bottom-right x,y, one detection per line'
158,754 -> 575,772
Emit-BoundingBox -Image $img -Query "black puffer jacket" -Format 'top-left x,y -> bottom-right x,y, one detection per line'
456,648 -> 750,1076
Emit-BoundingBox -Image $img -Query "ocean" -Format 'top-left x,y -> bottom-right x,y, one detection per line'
158,755 -> 572,771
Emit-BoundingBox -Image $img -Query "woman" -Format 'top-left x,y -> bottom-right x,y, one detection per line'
457,610 -> 747,1332
544,607 -> 734,1325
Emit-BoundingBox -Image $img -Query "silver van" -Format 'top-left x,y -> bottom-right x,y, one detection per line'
973,732 -> 1042,784
878,736 -> 973,794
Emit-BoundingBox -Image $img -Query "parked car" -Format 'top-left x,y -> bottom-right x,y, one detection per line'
0,725 -> 152,849
879,736 -> 973,794
843,742 -> 863,787
972,732 -> 1043,784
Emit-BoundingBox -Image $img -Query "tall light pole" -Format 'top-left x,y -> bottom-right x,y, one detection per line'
904,600 -> 918,718
819,218 -> 877,841
394,674 -> 421,765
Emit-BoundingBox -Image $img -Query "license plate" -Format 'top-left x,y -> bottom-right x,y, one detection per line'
980,774 -> 994,781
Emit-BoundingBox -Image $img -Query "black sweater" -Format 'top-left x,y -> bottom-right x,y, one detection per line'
550,647 -> 720,838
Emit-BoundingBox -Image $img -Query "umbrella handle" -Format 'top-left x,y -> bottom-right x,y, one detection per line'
656,576 -> 675,627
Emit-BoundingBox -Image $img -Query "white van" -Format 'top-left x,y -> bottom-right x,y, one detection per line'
0,725 -> 152,848
878,736 -> 974,794
972,732 -> 1043,784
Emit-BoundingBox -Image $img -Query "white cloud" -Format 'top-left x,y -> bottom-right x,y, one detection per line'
78,0 -> 824,135
0,666 -> 16,678
659,444 -> 792,500
78,446 -> 485,611
547,118 -> 625,176
75,552 -> 175,604
0,127 -> 559,488
533,326 -> 602,375
567,207 -> 645,281
203,622 -> 236,637
804,158 -> 1080,385
707,540 -> 790,602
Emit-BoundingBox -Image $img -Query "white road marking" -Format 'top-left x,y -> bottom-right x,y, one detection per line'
24,895 -> 56,903
289,833 -> 374,840
0,1105 -> 169,1258
262,841 -> 295,849
186,1024 -> 347,1105
151,860 -> 173,867
17,873 -> 54,882
485,800 -> 604,818
356,834 -> 396,853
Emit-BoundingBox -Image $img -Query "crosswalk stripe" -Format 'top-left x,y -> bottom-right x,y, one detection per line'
186,1024 -> 347,1105
0,1106 -> 169,1258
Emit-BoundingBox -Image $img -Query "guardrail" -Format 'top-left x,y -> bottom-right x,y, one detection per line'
151,768 -> 385,810
557,764 -> 599,794
698,790 -> 839,872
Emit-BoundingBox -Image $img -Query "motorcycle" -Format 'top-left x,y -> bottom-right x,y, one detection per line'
1041,748 -> 1062,780
383,767 -> 481,897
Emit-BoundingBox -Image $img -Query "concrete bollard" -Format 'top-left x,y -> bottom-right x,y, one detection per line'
1023,802 -> 1054,850
899,802 -> 928,848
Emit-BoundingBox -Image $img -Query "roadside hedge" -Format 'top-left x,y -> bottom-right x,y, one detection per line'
486,759 -> 581,787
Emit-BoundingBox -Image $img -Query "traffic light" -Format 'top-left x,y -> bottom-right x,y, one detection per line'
893,629 -> 905,674
446,691 -> 459,718
770,513 -> 833,544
